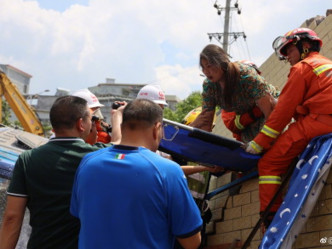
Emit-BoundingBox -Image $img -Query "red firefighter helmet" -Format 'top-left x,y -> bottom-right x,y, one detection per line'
272,28 -> 322,58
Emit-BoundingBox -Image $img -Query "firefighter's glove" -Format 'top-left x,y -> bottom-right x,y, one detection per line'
245,141 -> 263,154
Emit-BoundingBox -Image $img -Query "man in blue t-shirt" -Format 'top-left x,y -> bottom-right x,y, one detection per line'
70,99 -> 202,249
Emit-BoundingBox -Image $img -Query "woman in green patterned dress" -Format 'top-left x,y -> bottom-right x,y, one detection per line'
190,44 -> 278,143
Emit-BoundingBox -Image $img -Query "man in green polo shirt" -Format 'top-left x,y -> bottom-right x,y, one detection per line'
0,96 -> 107,249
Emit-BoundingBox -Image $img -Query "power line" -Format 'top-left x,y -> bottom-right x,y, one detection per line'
237,9 -> 252,60
207,0 -> 247,55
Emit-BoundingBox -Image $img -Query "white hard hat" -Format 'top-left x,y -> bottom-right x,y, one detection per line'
136,85 -> 168,106
72,89 -> 104,109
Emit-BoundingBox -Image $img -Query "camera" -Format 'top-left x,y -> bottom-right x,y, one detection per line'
112,102 -> 124,109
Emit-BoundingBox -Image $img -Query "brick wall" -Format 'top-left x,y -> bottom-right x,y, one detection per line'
205,168 -> 332,249
206,9 -> 332,249
205,175 -> 262,249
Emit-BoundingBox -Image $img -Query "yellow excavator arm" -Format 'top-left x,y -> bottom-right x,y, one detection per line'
0,72 -> 44,136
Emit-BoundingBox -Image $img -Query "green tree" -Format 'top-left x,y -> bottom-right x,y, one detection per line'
13,120 -> 22,128
1,99 -> 12,126
42,121 -> 53,137
163,91 -> 202,123
163,107 -> 179,121
174,91 -> 202,122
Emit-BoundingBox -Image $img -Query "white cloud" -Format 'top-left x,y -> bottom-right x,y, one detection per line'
154,64 -> 202,99
0,0 -> 330,99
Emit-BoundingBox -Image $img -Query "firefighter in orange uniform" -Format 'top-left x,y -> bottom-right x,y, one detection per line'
245,28 -> 332,229
221,106 -> 264,141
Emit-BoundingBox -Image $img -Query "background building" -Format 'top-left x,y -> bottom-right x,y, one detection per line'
0,64 -> 31,94
32,80 -> 180,124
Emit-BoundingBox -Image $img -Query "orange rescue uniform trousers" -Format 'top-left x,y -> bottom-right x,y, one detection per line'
258,114 -> 332,212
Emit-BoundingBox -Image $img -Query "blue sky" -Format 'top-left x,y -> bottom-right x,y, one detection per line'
0,0 -> 330,99
37,0 -> 89,12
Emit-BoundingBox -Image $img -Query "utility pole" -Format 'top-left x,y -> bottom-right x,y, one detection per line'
207,0 -> 246,54
222,0 -> 231,52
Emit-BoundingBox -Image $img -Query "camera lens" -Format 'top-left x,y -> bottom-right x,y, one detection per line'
112,103 -> 121,109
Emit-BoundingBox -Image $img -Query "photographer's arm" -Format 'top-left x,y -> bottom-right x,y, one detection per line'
110,102 -> 127,144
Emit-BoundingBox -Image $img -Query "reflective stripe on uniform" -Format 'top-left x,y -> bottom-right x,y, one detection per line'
250,141 -> 263,153
261,125 -> 280,139
259,175 -> 282,184
313,64 -> 332,76
234,115 -> 245,130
